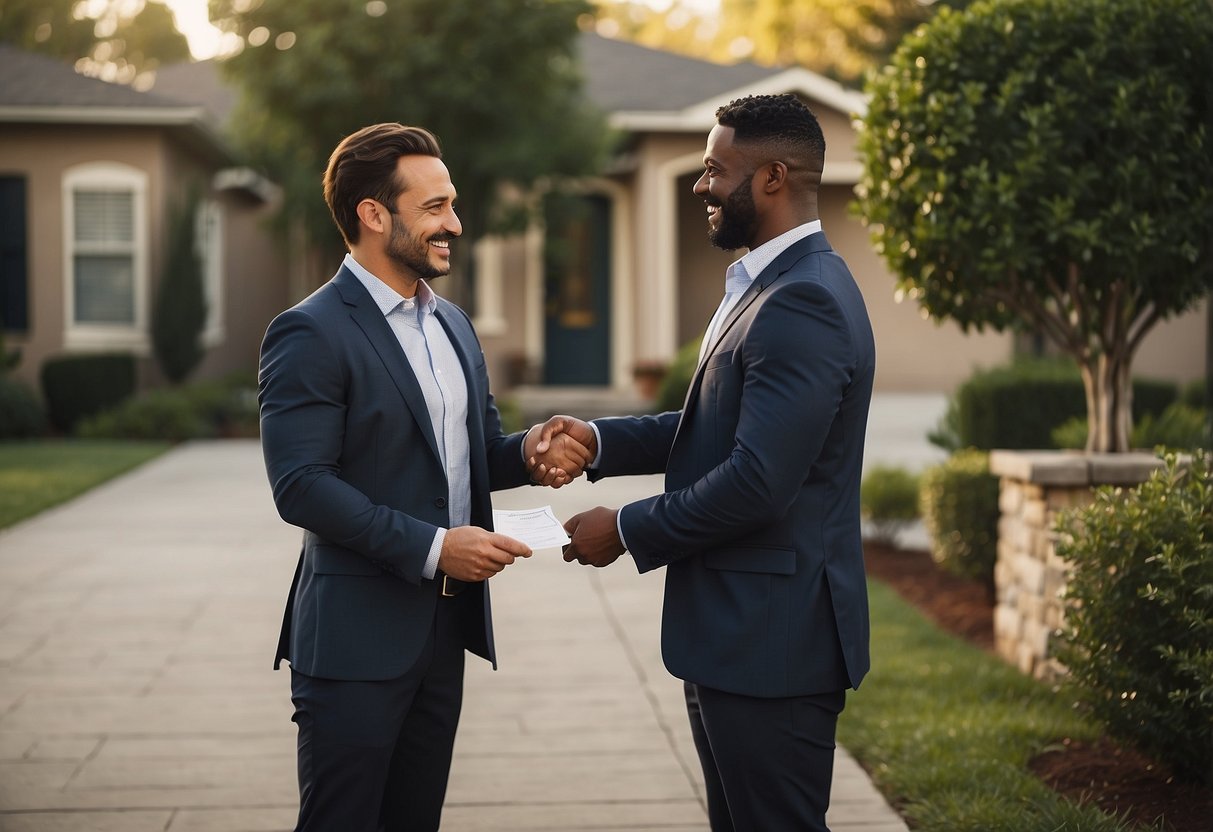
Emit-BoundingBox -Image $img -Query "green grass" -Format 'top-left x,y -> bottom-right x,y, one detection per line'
838,579 -> 1161,831
0,440 -> 169,529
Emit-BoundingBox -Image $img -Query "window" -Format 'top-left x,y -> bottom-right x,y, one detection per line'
0,176 -> 28,332
63,163 -> 148,350
197,199 -> 224,345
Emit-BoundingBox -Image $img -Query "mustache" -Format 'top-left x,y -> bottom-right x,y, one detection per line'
429,232 -> 457,243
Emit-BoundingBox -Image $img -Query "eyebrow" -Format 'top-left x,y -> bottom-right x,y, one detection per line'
420,191 -> 456,208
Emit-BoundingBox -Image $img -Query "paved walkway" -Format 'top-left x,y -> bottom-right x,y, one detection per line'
0,395 -> 943,830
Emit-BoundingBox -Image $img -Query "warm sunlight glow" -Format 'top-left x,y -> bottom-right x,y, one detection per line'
159,0 -> 723,60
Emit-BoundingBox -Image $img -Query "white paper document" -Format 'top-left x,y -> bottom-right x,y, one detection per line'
492,505 -> 570,551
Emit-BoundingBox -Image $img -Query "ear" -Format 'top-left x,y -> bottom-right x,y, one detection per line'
356,199 -> 388,236
760,161 -> 789,194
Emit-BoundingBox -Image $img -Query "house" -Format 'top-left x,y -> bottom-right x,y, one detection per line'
0,44 -> 290,396
469,33 -> 1207,398
1,34 -> 1204,408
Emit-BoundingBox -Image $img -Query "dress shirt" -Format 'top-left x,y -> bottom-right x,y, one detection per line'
344,253 -> 470,581
610,219 -> 824,552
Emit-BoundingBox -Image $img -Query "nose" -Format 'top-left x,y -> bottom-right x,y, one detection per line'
693,171 -> 708,197
446,207 -> 462,237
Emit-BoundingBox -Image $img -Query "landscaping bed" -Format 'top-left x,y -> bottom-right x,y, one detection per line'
863,542 -> 1212,831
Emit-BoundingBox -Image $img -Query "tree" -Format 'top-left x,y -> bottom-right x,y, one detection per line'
592,0 -> 971,85
854,0 -> 1213,452
0,0 -> 190,87
209,0 -> 609,303
152,194 -> 207,384
717,0 -> 970,83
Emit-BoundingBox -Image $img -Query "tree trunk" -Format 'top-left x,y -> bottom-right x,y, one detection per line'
1081,352 -> 1134,453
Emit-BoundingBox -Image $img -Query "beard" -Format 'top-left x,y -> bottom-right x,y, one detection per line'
707,171 -> 759,251
386,217 -> 452,281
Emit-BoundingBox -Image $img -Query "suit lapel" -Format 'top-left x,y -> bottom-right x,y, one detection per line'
334,267 -> 443,465
676,232 -> 833,425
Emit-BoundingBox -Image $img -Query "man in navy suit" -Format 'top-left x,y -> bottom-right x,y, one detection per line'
258,123 -> 590,831
557,94 -> 876,831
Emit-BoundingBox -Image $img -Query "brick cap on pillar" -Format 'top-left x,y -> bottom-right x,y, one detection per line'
989,450 -> 1166,487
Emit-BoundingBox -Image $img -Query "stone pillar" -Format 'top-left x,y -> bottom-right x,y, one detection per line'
988,451 -> 1164,681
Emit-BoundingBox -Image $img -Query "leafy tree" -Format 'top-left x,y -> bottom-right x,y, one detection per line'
0,0 -> 190,87
854,0 -> 1213,452
592,0 -> 971,85
152,194 -> 207,384
209,0 -> 609,302
717,0 -> 970,83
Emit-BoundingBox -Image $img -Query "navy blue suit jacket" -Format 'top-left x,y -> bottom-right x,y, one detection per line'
592,232 -> 875,698
259,266 -> 530,681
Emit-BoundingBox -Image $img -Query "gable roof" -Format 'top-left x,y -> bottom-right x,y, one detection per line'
0,44 -> 230,164
0,44 -> 196,113
578,32 -> 779,114
578,33 -> 867,132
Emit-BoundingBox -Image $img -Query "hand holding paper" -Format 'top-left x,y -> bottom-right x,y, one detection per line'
492,506 -> 571,551
562,506 -> 624,568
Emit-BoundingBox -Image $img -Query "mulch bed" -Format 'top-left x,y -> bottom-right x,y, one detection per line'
863,542 -> 1213,832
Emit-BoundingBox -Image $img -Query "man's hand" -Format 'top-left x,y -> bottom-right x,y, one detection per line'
438,526 -> 531,582
525,415 -> 597,487
562,506 -> 624,567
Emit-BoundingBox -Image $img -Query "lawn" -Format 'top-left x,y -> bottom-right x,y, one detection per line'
0,440 -> 169,529
838,578 -> 1159,832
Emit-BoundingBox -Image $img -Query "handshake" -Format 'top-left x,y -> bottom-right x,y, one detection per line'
521,414 -> 626,570
522,415 -> 598,489
438,415 -> 625,582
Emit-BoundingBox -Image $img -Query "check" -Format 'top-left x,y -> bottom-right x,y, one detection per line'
492,506 -> 571,551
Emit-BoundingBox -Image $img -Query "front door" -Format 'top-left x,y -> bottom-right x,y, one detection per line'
543,193 -> 611,385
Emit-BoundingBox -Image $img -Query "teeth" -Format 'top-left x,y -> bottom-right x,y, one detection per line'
430,240 -> 449,248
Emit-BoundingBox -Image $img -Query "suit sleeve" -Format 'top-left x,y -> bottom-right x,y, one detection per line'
258,307 -> 440,584
621,280 -> 857,572
587,411 -> 681,480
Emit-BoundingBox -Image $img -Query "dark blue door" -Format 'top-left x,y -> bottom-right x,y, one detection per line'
543,193 -> 611,385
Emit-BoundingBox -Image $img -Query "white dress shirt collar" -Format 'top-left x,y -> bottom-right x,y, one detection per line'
729,219 -> 823,290
343,253 -> 437,317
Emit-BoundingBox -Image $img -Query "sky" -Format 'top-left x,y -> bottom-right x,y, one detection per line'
161,0 -> 723,60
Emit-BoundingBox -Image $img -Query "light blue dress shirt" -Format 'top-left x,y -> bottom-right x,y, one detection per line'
344,253 -> 470,581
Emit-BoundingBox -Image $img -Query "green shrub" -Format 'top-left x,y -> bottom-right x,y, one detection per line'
40,353 -> 136,433
655,337 -> 701,413
496,396 -> 524,435
931,359 -> 1177,451
76,375 -> 259,441
919,449 -> 1000,588
152,194 -> 207,383
1179,378 -> 1207,408
861,466 -> 920,545
1052,402 -> 1209,452
0,376 -> 45,438
1055,451 -> 1213,785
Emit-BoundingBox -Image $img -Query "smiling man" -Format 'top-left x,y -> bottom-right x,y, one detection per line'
559,94 -> 877,831
257,123 -> 589,831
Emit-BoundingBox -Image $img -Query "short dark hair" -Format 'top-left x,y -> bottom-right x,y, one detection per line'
715,93 -> 825,174
323,123 -> 442,247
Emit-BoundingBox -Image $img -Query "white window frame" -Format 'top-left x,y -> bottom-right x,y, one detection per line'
197,198 -> 225,347
62,162 -> 150,353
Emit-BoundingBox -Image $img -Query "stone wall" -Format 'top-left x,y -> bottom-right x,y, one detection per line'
988,451 -> 1164,680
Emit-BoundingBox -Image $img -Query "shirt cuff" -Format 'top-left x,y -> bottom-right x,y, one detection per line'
588,421 -> 604,470
615,502 -> 630,552
423,527 -> 445,580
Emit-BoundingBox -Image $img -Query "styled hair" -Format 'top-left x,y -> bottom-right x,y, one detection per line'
323,123 -> 442,246
715,93 -> 826,174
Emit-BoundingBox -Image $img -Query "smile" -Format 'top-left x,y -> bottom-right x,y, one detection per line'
429,240 -> 450,249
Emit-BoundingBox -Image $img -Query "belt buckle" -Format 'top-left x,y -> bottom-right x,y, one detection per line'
441,575 -> 457,598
